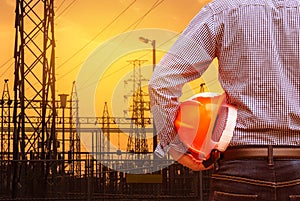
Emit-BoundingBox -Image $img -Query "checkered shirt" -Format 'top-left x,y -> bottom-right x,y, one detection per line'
148,0 -> 300,157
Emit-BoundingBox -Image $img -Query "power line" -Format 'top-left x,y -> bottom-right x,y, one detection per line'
56,0 -> 137,71
55,0 -> 78,20
0,59 -> 14,78
77,30 -> 180,91
57,62 -> 83,81
57,0 -> 165,86
31,0 -> 172,92
56,0 -> 67,12
99,29 -> 178,82
1,0 -> 78,87
122,0 -> 165,32
28,0 -> 137,91
75,0 -> 166,90
0,58 -> 13,69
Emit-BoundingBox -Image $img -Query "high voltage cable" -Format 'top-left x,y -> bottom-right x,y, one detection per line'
56,0 -> 67,13
0,60 -> 14,78
75,0 -> 165,90
72,5 -> 220,95
77,29 -> 220,94
22,0 -> 78,92
59,21 -> 177,91
19,0 -> 165,89
56,0 -> 137,71
96,0 -> 165,71
97,28 -> 179,82
0,0 -> 78,82
77,30 -> 180,91
56,0 -> 165,87
122,0 -> 165,32
57,62 -> 83,81
26,0 -> 137,92
55,0 -> 78,20
0,58 -> 13,69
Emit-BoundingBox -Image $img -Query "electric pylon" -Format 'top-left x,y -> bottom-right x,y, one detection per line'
13,0 -> 56,197
102,102 -> 111,160
125,60 -> 150,156
1,79 -> 12,160
69,81 -> 81,176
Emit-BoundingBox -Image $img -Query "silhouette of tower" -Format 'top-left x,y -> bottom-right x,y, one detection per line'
13,0 -> 56,197
0,79 -> 12,160
125,60 -> 150,155
69,81 -> 81,175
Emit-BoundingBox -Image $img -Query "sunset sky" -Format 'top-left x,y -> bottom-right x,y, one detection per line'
0,0 -> 217,105
0,0 -> 222,151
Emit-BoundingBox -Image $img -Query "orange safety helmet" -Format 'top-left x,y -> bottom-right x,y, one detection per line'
174,92 -> 237,161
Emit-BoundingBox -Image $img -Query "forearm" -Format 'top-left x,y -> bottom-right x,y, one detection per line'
148,54 -> 201,156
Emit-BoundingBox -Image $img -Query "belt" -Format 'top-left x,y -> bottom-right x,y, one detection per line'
222,146 -> 300,161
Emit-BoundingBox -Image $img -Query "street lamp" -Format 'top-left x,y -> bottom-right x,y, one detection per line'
139,36 -> 157,152
139,37 -> 156,71
59,94 -> 68,174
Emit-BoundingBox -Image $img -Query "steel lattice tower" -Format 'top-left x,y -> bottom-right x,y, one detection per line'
13,0 -> 56,197
101,101 -> 116,161
125,60 -> 150,155
0,79 -> 12,160
69,81 -> 81,176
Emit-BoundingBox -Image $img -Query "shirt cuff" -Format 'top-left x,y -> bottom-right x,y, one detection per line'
154,135 -> 188,158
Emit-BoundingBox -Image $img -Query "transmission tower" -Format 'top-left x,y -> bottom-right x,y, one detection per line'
69,81 -> 81,176
125,60 -> 150,155
13,0 -> 56,197
101,102 -> 111,160
0,79 -> 12,160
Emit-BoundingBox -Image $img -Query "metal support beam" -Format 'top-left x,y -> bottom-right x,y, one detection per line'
13,0 -> 56,198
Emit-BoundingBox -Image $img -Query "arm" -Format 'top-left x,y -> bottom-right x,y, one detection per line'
148,5 -> 217,169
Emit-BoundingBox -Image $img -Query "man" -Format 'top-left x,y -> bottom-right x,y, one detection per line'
148,0 -> 300,200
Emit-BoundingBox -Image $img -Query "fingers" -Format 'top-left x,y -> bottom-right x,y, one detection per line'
177,154 -> 206,171
169,147 -> 211,171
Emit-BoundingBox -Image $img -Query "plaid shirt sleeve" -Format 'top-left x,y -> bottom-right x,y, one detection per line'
148,5 -> 216,157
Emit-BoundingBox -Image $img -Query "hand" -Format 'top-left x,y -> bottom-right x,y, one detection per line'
169,147 -> 212,171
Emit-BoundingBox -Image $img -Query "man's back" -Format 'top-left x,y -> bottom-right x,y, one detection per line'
148,0 -> 300,155
207,0 -> 300,146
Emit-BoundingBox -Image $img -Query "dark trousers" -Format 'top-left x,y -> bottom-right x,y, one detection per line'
209,158 -> 300,201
